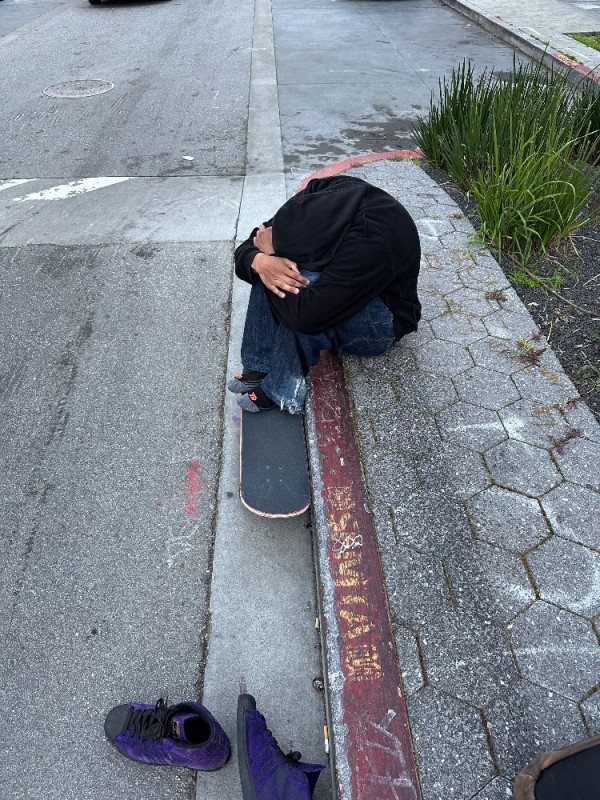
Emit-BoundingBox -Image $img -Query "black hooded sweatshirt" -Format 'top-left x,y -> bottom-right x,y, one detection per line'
234,175 -> 421,339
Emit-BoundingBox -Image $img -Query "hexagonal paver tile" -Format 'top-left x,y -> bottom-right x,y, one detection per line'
394,624 -> 424,696
471,250 -> 502,271
453,366 -> 521,411
484,440 -> 561,497
343,354 -> 363,379
370,501 -> 397,552
561,400 -> 600,443
541,483 -> 600,549
486,680 -> 587,775
440,230 -> 475,250
415,442 -> 491,500
458,263 -> 510,292
398,321 -> 436,352
421,292 -> 451,321
355,409 -> 377,450
373,404 -> 443,455
446,287 -> 498,317
383,543 -> 450,629
467,486 -> 551,552
424,248 -> 476,273
392,488 -> 473,557
483,308 -> 538,341
527,342 -> 569,373
407,686 -> 495,799
527,537 -> 600,617
469,336 -> 529,376
393,371 -> 458,414
499,399 -> 573,449
417,217 -> 456,239
446,541 -> 535,623
348,370 -> 397,414
581,689 -> 600,733
513,365 -> 576,406
553,437 -> 600,492
359,342 -> 418,380
419,267 -> 463,296
431,312 -> 487,345
471,777 -> 514,800
450,213 -> 476,235
420,608 -> 517,704
416,339 -> 474,377
362,447 -> 419,504
509,601 -> 600,700
437,401 -> 507,452
484,285 -> 521,312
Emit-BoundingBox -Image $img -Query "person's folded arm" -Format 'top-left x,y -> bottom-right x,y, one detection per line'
267,235 -> 393,335
234,218 -> 275,284
234,233 -> 261,284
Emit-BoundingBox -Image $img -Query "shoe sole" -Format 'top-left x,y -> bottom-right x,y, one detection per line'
237,693 -> 260,800
109,742 -> 231,771
111,747 -> 231,771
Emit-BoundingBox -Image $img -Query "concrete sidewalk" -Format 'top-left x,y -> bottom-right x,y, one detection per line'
445,0 -> 600,83
307,156 -> 600,800
298,7 -> 600,798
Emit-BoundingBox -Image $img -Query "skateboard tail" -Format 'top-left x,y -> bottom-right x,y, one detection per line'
239,493 -> 311,519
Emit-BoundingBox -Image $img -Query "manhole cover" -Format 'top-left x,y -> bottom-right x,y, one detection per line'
43,80 -> 114,98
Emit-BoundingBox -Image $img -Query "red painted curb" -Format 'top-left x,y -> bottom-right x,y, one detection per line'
297,150 -> 422,192
309,352 -> 422,800
553,50 -> 600,83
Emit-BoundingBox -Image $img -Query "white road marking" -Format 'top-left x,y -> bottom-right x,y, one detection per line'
12,177 -> 130,203
0,179 -> 34,193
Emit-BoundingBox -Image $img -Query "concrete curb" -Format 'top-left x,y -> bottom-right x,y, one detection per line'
442,0 -> 600,88
306,353 -> 422,800
297,150 -> 422,192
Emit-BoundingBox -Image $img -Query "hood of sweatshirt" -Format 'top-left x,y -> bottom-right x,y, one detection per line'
271,176 -> 369,268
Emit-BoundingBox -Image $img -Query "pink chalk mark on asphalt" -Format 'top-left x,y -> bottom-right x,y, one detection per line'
185,459 -> 203,516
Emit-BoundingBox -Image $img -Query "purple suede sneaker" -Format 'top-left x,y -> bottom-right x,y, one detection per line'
104,698 -> 231,770
237,693 -> 325,800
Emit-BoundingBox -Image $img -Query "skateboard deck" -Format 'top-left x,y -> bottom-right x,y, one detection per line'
240,409 -> 310,518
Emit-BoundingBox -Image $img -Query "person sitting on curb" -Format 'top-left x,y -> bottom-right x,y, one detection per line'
228,175 -> 422,414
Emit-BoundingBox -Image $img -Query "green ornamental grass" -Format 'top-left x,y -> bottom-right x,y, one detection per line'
412,59 -> 600,268
568,31 -> 600,53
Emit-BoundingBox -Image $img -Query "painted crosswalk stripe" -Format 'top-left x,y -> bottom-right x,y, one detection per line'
12,177 -> 130,203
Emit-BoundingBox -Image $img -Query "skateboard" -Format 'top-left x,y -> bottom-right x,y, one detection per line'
240,408 -> 310,518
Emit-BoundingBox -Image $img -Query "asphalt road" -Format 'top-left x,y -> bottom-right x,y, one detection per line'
0,1 -> 253,798
0,0 -> 521,797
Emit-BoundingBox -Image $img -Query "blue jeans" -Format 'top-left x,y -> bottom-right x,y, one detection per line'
240,271 -> 396,414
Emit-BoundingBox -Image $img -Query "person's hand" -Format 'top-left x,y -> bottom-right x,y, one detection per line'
253,224 -> 274,255
251,253 -> 310,299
